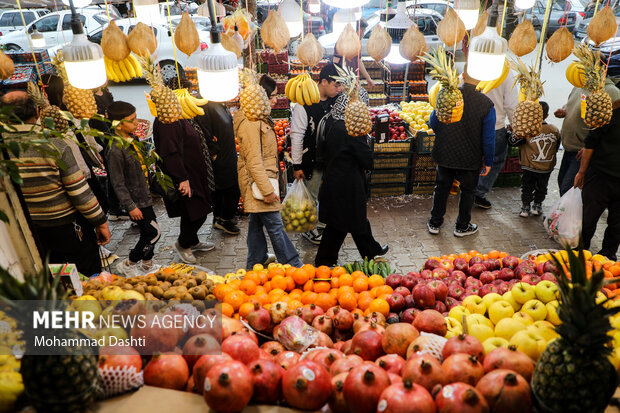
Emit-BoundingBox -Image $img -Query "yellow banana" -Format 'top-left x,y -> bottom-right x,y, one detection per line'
193,95 -> 208,106
296,81 -> 305,105
429,82 -> 441,108
286,76 -> 299,102
179,97 -> 193,118
478,59 -> 509,94
184,92 -> 203,116
145,93 -> 157,117
116,59 -> 130,82
129,54 -> 142,77
285,76 -> 295,100
123,57 -> 136,79
104,58 -> 119,82
302,79 -> 312,106
307,77 -> 319,103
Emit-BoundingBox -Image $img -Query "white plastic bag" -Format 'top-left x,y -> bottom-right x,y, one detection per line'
543,187 -> 582,248
280,180 -> 318,233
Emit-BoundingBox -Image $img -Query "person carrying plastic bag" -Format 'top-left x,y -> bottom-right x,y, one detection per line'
544,187 -> 582,248
281,180 -> 318,233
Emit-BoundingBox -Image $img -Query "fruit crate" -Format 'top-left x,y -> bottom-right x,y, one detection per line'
494,172 -> 522,187
269,63 -> 290,75
361,80 -> 385,94
271,108 -> 291,119
415,131 -> 435,154
276,81 -> 287,94
367,68 -> 383,79
273,96 -> 290,110
407,61 -> 426,81
500,156 -> 522,173
363,57 -> 381,70
369,96 -> 387,106
408,80 -> 428,95
257,62 -> 269,73
411,153 -> 436,184
5,49 -> 49,63
369,182 -> 409,197
411,183 -> 434,195
372,139 -> 415,169
372,139 -> 414,153
409,94 -> 429,102
369,168 -> 411,185
2,66 -> 36,88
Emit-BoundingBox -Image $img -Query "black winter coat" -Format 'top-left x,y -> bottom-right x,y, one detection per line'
318,119 -> 373,234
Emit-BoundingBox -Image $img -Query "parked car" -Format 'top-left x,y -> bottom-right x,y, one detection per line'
0,8 -> 48,36
530,0 -> 577,38
0,10 -> 107,51
575,2 -> 620,40
256,0 -> 325,38
580,32 -> 620,79
405,0 -> 453,17
558,0 -> 587,25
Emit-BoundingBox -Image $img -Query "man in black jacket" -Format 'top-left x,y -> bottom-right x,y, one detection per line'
427,72 -> 496,237
574,101 -> 620,260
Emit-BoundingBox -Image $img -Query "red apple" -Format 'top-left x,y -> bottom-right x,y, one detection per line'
439,259 -> 453,271
479,271 -> 495,285
428,280 -> 448,302
514,264 -> 536,280
412,284 -> 436,309
464,286 -> 480,297
394,286 -> 411,297
453,257 -> 469,272
469,256 -> 483,267
433,300 -> 447,313
465,277 -> 483,289
522,274 -> 541,285
482,259 -> 501,271
400,308 -> 419,324
445,297 -> 460,309
402,274 -> 419,290
541,272 -> 557,283
431,268 -> 449,280
543,261 -> 558,275
424,259 -> 441,271
468,263 -> 486,279
404,295 -> 415,309
497,268 -> 515,281
501,255 -> 520,270
448,284 -> 465,299
385,274 -> 403,289
420,270 -> 433,280
451,270 -> 467,284
496,281 -> 510,294
478,284 -> 498,297
387,293 -> 406,313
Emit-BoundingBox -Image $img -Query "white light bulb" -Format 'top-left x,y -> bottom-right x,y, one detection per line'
515,0 -> 536,10
281,0 -> 303,38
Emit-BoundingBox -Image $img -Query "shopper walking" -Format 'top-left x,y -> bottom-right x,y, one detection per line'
235,75 -> 303,269
427,71 -> 496,237
290,63 -> 343,244
314,91 -> 387,267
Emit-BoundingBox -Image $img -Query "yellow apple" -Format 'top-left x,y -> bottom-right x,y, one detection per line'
445,317 -> 463,338
509,330 -> 545,361
494,317 -> 526,341
502,291 -> 521,311
482,293 -> 504,311
513,311 -> 535,326
75,295 -> 96,301
527,323 -> 559,342
462,296 -> 486,315
545,300 -> 561,325
609,348 -> 620,372
521,299 -> 548,321
511,283 -> 536,304
534,280 -> 559,303
596,291 -> 608,305
483,337 -> 509,354
69,300 -> 102,320
468,323 -> 494,343
488,300 -> 515,325
466,313 -> 494,329
448,306 -> 471,323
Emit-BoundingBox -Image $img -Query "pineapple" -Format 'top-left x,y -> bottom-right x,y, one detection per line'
420,46 -> 462,124
573,44 -> 613,128
52,53 -> 97,119
333,64 -> 372,137
532,244 -> 620,412
27,81 -> 69,131
239,70 -> 271,122
0,267 -> 99,413
511,58 -> 544,139
138,55 -> 182,124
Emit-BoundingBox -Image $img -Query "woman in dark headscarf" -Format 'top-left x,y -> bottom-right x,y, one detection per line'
314,89 -> 387,267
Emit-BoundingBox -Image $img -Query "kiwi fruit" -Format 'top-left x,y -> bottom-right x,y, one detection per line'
206,294 -> 215,300
182,293 -> 194,301
151,286 -> 164,298
189,287 -> 206,300
173,279 -> 185,287
134,285 -> 145,295
186,279 -> 197,289
163,289 -> 176,300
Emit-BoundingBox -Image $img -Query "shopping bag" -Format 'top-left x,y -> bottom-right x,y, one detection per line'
543,187 -> 582,248
280,180 -> 318,233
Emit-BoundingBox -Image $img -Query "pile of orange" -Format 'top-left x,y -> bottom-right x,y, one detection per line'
426,249 -> 509,264
215,263 -> 394,320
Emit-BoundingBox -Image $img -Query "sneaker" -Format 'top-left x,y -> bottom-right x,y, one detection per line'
474,196 -> 492,209
454,223 -> 479,237
264,254 -> 276,266
191,242 -> 215,252
427,220 -> 440,235
531,203 -> 542,216
174,241 -> 197,264
302,229 -> 322,245
520,205 -> 531,218
116,259 -> 140,277
213,218 -> 241,235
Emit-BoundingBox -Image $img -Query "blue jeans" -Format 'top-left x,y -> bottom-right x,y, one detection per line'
246,211 -> 303,269
557,150 -> 580,197
476,128 -> 508,198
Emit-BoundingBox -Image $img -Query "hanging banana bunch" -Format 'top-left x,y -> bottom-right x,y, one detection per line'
105,55 -> 143,82
146,89 -> 208,119
285,73 -> 320,106
476,59 -> 510,94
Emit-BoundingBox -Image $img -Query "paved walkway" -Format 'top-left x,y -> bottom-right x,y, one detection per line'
106,151 -> 610,275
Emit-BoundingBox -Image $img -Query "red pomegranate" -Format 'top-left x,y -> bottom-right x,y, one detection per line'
261,341 -> 285,357
295,306 -> 315,324
230,327 -> 258,344
340,339 -> 353,355
204,360 -> 253,413
258,349 -> 273,360
353,315 -> 372,333
130,313 -> 181,354
182,333 -> 221,370
368,311 -> 387,327
435,382 -> 489,413
328,372 -> 349,413
377,380 -> 437,413
281,360 -> 332,411
346,354 -> 364,363
221,316 -> 244,340
357,321 -> 386,335
329,307 -> 354,331
401,353 -> 447,394
312,348 -> 345,371
350,330 -> 385,361
381,323 -> 420,358
306,303 -> 324,318
186,375 -> 196,393
312,331 -> 334,348
312,315 -> 333,336
246,302 -> 272,332
192,354 -> 233,395
98,345 -> 142,371
330,356 -> 363,376
387,372 -> 403,385
188,308 -> 221,339
376,354 -> 406,375
221,334 -> 259,365
482,345 -> 535,382
442,334 -> 485,362
475,369 -> 532,413
275,351 -> 301,370
343,363 -> 391,413
406,335 -> 435,359
442,353 -> 484,386
413,310 -> 447,336
248,359 -> 284,404
144,353 -> 189,390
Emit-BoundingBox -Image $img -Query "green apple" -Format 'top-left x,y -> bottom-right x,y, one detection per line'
462,295 -> 486,315
534,280 -> 559,303
545,300 -> 561,325
494,317 -> 526,340
528,321 -> 559,342
468,323 -> 494,343
488,300 -> 515,325
482,293 -> 503,311
511,282 -> 536,304
482,337 -> 509,354
502,291 -> 521,312
509,329 -> 546,361
448,306 -> 471,323
521,299 -> 548,321
513,311 -> 535,326
466,313 -> 494,329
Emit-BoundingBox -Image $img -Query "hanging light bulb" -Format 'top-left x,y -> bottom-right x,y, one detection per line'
323,0 -> 369,9
30,28 -> 45,49
309,0 -> 320,14
515,0 -> 536,10
456,0 -> 480,30
232,25 -> 244,50
280,0 -> 303,38
385,44 -> 409,64
62,0 -> 91,8
467,24 -> 507,81
386,0 -> 412,41
333,8 -> 359,36
134,0 -> 161,24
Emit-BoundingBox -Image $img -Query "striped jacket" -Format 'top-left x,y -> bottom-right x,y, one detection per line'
9,124 -> 106,228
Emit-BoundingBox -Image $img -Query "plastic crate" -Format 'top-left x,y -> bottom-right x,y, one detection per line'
409,80 -> 428,95
5,49 -> 49,64
415,131 -> 435,154
269,64 -> 289,75
268,51 -> 289,64
273,97 -> 290,110
411,183 -> 434,195
374,153 -> 413,169
369,97 -> 387,106
411,153 -> 436,184
501,156 -> 522,173
409,94 -> 429,102
369,168 -> 411,185
369,183 -> 409,197
373,140 -> 414,153
257,62 -> 269,74
361,80 -> 385,94
271,108 -> 291,119
276,82 -> 287,94
494,172 -> 522,187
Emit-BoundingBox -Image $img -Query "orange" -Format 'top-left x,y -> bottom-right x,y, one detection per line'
239,279 -> 257,296
259,271 -> 269,284
378,293 -> 391,301
238,301 -> 255,318
316,265 -> 332,279
610,265 -> 620,277
255,285 -> 266,294
498,251 -> 508,259
375,285 -> 393,297
278,295 -> 291,305
268,267 -> 285,279
163,267 -> 175,275
288,299 -> 303,310
316,292 -> 337,311
339,273 -> 354,287
328,288 -> 340,298
330,277 -> 340,288
468,250 -> 480,257
214,284 -> 234,301
488,250 -> 500,259
339,286 -> 355,296
243,271 -> 261,284
357,292 -> 373,311
263,281 -> 272,293
221,302 -> 234,318
233,313 -> 240,320
314,281 -> 331,293
228,279 -> 242,289
268,288 -> 286,302
301,291 -> 318,305
289,289 -> 303,300
352,277 -> 369,293
303,280 -> 315,292
255,292 -> 270,305
285,276 -> 296,291
223,290 -> 247,311
338,292 -> 357,311
292,268 -> 310,285
368,298 -> 390,316
285,266 -> 297,277
271,275 -> 287,291
368,274 -> 384,289
302,264 -> 316,279
369,287 -> 379,298
331,266 -> 347,278
351,271 -> 366,279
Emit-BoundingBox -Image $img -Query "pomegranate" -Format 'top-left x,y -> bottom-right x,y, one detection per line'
193,354 -> 233,395
413,310 -> 447,336
442,353 -> 484,386
204,360 -> 253,413
98,345 -> 142,371
368,311 -> 387,327
442,334 -> 484,361
144,353 -> 189,390
350,330 -> 385,361
387,372 -> 403,385
182,333 -> 221,370
475,369 -> 532,413
258,349 -> 273,360
376,354 -> 406,375
312,348 -> 344,371
386,313 -> 400,324
312,331 -> 334,348
332,328 -> 352,343
353,315 -> 371,333
343,363 -> 391,413
328,372 -> 349,413
406,334 -> 435,359
275,351 -> 301,370
230,327 -> 258,344
295,306 -> 314,324
340,339 -> 353,355
482,345 -> 535,381
331,307 -> 354,331
382,323 -> 420,358
248,359 -> 284,404
221,334 -> 259,365
282,360 -> 332,411
188,308 -> 220,339
401,353 -> 447,393
186,375 -> 196,393
312,315 -> 333,336
377,380 -> 437,413
221,316 -> 244,339
435,382 -> 489,413
346,354 -> 364,363
246,302 -> 272,331
357,321 -> 385,335
261,341 -> 285,357
306,303 -> 324,318
130,313 -> 180,353
330,356 -> 362,376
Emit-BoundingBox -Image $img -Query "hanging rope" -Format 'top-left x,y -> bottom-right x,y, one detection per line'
15,0 -> 42,82
52,0 -> 68,47
498,0 -> 508,37
594,0 -> 601,16
103,0 -> 112,21
534,0 -> 553,68
165,0 -> 183,89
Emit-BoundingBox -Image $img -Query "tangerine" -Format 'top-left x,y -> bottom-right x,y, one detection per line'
289,289 -> 303,300
488,250 -> 500,259
288,299 -> 303,310
303,280 -> 315,291
375,285 -> 393,297
271,275 -> 288,290
328,288 -> 340,298
316,292 -> 337,311
357,293 -> 373,311
331,266 -> 347,277
243,271 -> 261,284
238,302 -> 255,318
285,266 -> 297,277
228,279 -> 242,289
368,274 -> 384,289
314,281 -> 331,293
352,277 -> 369,292
268,288 -> 286,302
368,298 -> 390,316
351,271 -> 366,279
339,273 -> 354,286
239,279 -> 257,296
301,291 -> 318,305
338,292 -> 357,311
302,264 -> 316,279
214,284 -> 234,301
292,268 -> 310,285
285,276 -> 296,291
316,265 -> 332,279
223,290 -> 247,311
221,302 -> 234,318
330,277 -> 340,288
268,267 -> 285,280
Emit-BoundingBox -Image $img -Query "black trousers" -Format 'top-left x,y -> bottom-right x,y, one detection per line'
178,209 -> 207,249
521,170 -> 552,205
582,169 -> 620,261
129,206 -> 160,262
212,185 -> 240,221
34,214 -> 101,277
315,219 -> 382,267
430,165 -> 479,230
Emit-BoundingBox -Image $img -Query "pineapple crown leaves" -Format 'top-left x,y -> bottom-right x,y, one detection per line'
137,54 -> 164,89
510,57 -> 544,100
239,68 -> 258,89
419,46 -> 459,89
27,81 -> 48,108
573,44 -> 606,92
333,63 -> 359,100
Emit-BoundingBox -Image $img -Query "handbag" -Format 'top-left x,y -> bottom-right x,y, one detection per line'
149,171 -> 180,203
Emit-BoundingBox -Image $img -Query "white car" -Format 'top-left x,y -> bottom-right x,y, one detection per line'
0,8 -> 49,36
0,9 -> 108,52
